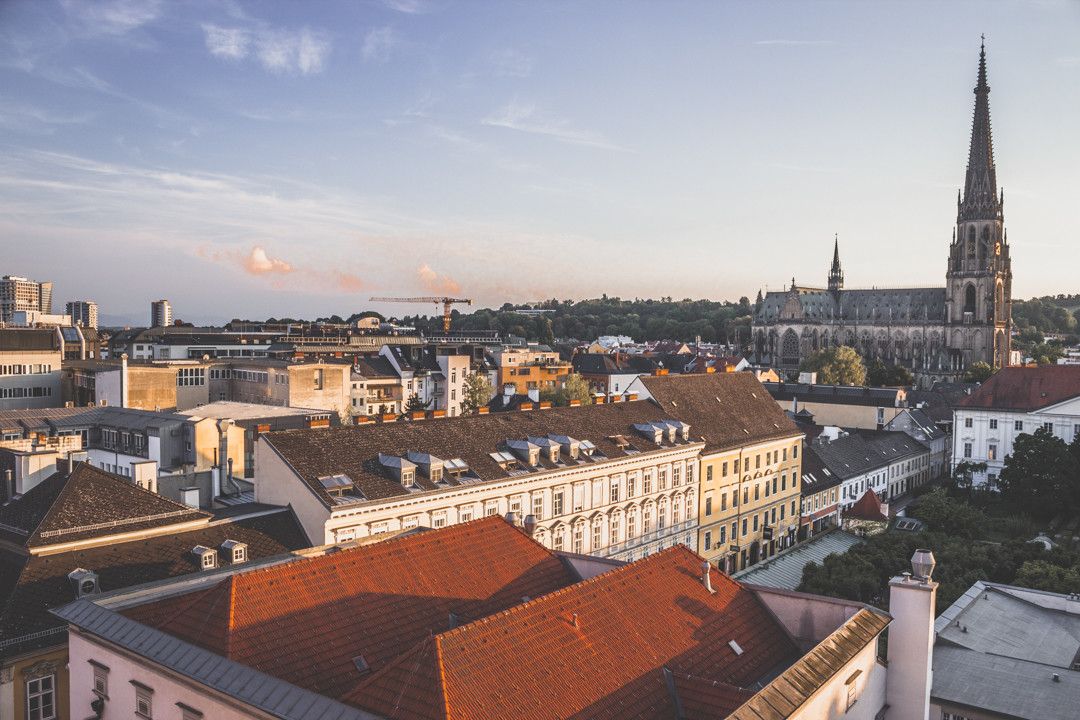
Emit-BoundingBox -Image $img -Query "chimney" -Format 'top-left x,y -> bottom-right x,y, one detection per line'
523,514 -> 537,536
885,549 -> 937,720
702,561 -> 715,593
505,511 -> 521,527
120,353 -> 129,408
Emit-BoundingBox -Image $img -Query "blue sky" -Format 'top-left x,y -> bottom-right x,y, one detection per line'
1,0 -> 1078,324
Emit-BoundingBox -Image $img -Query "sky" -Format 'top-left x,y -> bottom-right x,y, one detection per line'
1,0 -> 1079,324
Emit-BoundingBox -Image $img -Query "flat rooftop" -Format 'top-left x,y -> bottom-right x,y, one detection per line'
178,401 -> 331,421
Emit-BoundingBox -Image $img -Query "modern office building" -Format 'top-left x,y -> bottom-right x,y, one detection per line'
65,300 -> 98,329
0,276 -> 52,323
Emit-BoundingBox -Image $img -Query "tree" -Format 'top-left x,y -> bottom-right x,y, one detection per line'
561,373 -> 592,406
963,361 -> 994,383
402,393 -> 431,417
998,427 -> 1080,519
1014,560 -> 1080,594
800,346 -> 866,386
867,360 -> 914,387
460,371 -> 494,416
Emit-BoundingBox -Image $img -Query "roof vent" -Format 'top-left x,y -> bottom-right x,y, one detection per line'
192,545 -> 218,570
220,539 -> 247,564
728,639 -> 744,656
68,568 -> 99,598
353,655 -> 371,674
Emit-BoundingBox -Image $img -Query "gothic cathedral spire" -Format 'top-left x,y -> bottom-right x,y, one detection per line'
946,37 -> 1012,372
828,234 -> 843,294
960,35 -> 1001,223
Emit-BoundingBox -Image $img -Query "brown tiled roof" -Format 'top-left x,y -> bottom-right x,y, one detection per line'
262,399 -> 701,507
844,490 -> 888,522
0,508 -> 308,656
958,365 -> 1080,412
638,373 -> 803,453
345,545 -> 799,720
0,462 -> 208,548
123,517 -> 580,701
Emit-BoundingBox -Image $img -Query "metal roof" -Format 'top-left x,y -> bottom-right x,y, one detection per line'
52,600 -> 382,720
932,581 -> 1080,720
733,531 -> 863,591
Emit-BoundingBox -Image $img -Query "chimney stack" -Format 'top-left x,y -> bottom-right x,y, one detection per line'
702,561 -> 715,593
523,514 -> 537,537
885,549 -> 937,720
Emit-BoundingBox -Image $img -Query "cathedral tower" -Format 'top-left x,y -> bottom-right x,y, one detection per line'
827,234 -> 844,295
945,39 -> 1012,371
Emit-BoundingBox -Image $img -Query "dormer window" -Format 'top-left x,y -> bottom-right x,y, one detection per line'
506,439 -> 540,466
401,468 -> 415,485
192,545 -> 218,570
379,453 -> 418,488
220,539 -> 247,564
319,474 -> 359,500
632,424 -> 662,445
490,451 -> 520,472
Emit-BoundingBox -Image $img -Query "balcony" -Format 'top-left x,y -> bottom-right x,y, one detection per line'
599,519 -> 696,557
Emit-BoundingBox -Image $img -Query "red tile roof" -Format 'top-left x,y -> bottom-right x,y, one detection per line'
958,365 -> 1080,412
345,545 -> 799,720
124,517 -> 579,700
844,490 -> 888,522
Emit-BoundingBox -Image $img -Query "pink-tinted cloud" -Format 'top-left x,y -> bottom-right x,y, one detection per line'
198,244 -> 364,295
244,245 -> 293,275
417,263 -> 461,294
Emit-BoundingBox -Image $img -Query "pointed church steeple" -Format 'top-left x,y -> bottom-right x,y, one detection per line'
828,234 -> 844,294
960,36 -> 1001,222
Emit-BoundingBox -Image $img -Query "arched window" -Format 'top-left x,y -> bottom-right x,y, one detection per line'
967,226 -> 976,258
781,329 -> 799,365
964,285 -> 976,314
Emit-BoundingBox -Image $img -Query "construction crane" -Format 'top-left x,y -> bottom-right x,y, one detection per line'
370,296 -> 473,334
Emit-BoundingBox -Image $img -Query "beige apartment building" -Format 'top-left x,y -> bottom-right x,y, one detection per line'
0,328 -> 62,411
631,372 -> 804,574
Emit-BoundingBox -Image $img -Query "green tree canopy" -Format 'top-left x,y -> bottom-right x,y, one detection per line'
800,345 -> 867,386
460,371 -> 494,416
963,361 -> 994,383
998,427 -> 1080,518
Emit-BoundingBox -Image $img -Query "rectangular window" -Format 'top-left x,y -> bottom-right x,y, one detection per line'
610,479 -> 620,503
722,461 -> 728,477
741,518 -> 748,537
626,474 -> 636,498
705,496 -> 712,516
658,469 -> 667,490
459,506 -> 474,523
752,514 -> 759,531
754,484 -> 760,501
964,442 -> 972,458
91,661 -> 109,698
672,466 -> 681,486
132,681 -> 153,718
1015,420 -> 1024,431
643,472 -> 653,495
989,419 -> 998,430
720,493 -> 727,511
27,674 -> 56,720
733,458 -> 740,474
964,417 -> 973,428
707,465 -> 714,482
1043,421 -> 1054,432
755,454 -> 761,469
432,511 -> 447,528
484,500 -> 499,517
719,525 -> 726,544
731,521 -> 737,541
553,491 -> 564,516
987,444 -> 997,461
704,531 -> 712,550
793,445 -> 798,458
532,494 -> 544,520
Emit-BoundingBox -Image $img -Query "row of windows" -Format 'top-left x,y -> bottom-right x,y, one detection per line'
233,369 -> 269,384
702,500 -> 797,550
86,663 -> 202,720
963,416 -> 1078,436
704,472 -> 793,516
708,444 -> 799,481
176,368 -> 206,387
0,363 -> 53,375
0,385 -> 53,399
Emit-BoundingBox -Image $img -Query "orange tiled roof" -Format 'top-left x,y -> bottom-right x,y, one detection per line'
345,545 -> 799,720
123,516 -> 579,700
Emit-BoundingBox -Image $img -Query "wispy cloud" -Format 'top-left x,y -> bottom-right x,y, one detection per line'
482,100 -> 628,152
417,264 -> 461,294
754,39 -> 835,46
489,48 -> 533,78
0,100 -> 94,134
380,0 -> 428,14
61,0 -> 164,36
200,22 -> 331,74
362,27 -> 398,63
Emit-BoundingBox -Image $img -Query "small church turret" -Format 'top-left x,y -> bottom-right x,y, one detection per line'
827,234 -> 844,295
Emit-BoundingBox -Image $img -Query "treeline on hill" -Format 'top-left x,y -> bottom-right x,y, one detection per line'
348,297 -> 756,345
263,294 -> 1076,353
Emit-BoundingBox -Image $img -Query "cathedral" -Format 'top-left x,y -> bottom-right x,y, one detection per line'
752,40 -> 1013,388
